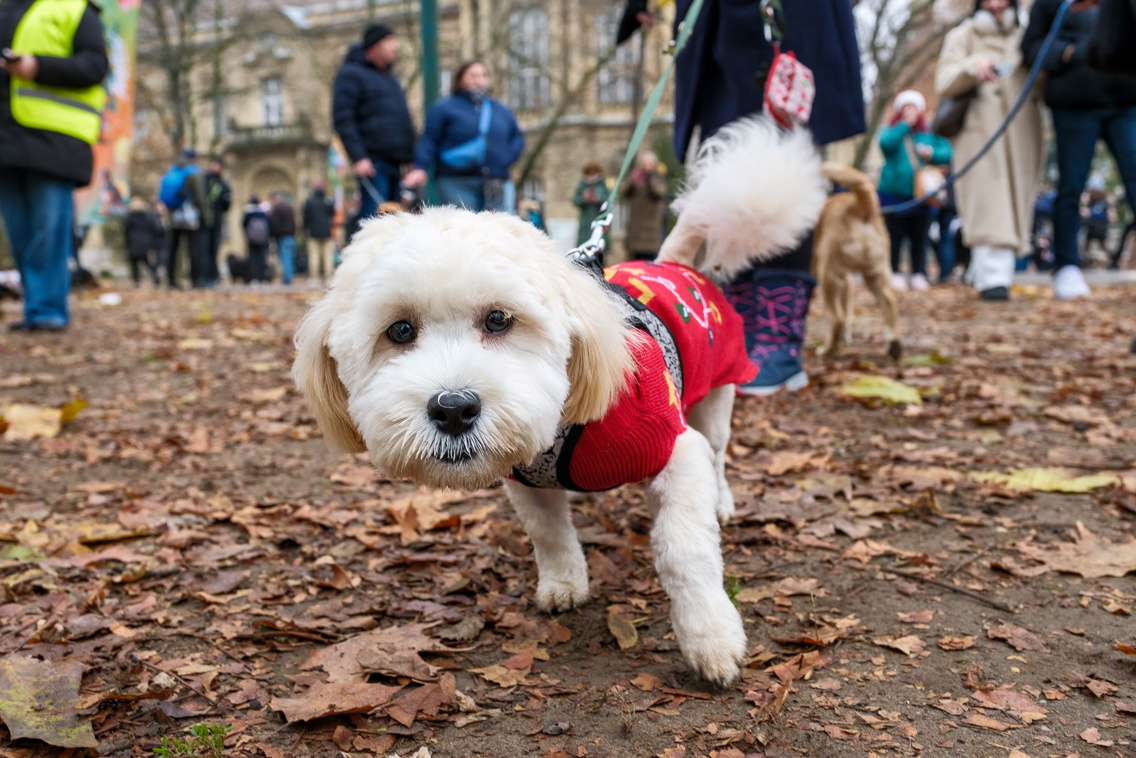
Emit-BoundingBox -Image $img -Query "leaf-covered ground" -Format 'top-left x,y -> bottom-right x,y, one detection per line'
1,282 -> 1135,758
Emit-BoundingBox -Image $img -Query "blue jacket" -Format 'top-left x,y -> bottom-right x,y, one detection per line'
673,0 -> 865,156
332,45 -> 416,166
877,123 -> 951,200
414,92 -> 525,179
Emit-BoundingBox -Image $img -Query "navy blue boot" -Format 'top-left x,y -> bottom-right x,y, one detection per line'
723,268 -> 815,396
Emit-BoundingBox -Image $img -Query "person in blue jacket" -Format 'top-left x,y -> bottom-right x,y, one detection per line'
661,0 -> 867,395
332,24 -> 416,221
404,61 -> 524,212
877,90 -> 952,292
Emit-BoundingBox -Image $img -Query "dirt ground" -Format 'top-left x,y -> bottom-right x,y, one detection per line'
1,281 -> 1134,758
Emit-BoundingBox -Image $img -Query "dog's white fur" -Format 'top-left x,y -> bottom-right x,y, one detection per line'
293,118 -> 824,685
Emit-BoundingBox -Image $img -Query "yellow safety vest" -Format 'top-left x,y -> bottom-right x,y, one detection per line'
10,0 -> 106,144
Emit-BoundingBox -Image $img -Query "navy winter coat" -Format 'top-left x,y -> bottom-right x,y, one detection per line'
332,45 -> 416,166
414,93 -> 525,179
673,0 -> 865,155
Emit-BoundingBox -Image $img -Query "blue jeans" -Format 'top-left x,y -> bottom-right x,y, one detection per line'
1052,106 -> 1136,270
0,168 -> 73,327
437,176 -> 485,211
932,208 -> 956,281
358,164 -> 396,220
277,236 -> 296,284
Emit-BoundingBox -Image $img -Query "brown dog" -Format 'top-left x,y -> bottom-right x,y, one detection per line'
813,162 -> 902,360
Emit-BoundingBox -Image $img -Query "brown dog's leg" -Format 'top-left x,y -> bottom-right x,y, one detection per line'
865,272 -> 902,360
818,272 -> 847,359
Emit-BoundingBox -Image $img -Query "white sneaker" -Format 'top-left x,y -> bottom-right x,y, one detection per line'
1054,265 -> 1091,301
890,273 -> 909,292
909,273 -> 930,291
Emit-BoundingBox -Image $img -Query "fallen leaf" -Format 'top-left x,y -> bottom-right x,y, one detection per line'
436,615 -> 484,642
735,577 -> 821,604
269,681 -> 401,722
988,624 -> 1048,652
607,607 -> 638,650
176,337 -> 213,350
764,451 -> 818,476
1017,522 -> 1136,578
469,663 -> 530,688
242,386 -> 289,404
897,610 -> 934,624
630,673 -> 662,692
0,657 -> 97,748
873,635 -> 925,657
303,623 -> 441,682
838,375 -> 922,405
964,712 -> 1021,731
972,468 -> 1118,494
938,635 -> 976,651
1,401 -> 84,441
1117,641 -> 1136,655
1079,726 -> 1114,747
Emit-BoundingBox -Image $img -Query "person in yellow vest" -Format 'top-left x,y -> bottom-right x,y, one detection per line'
0,0 -> 107,332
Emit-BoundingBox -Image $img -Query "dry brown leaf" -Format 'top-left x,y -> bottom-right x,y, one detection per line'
1018,522 -> 1136,578
606,607 -> 638,650
938,635 -> 976,651
241,386 -> 289,404
988,624 -> 1049,652
1117,641 -> 1136,655
269,681 -> 402,722
735,577 -> 821,604
897,610 -> 934,624
302,623 -> 441,683
0,657 -> 97,748
873,635 -> 925,657
964,712 -> 1021,731
630,673 -> 662,692
468,663 -> 530,688
764,451 -> 819,476
1079,727 -> 1114,747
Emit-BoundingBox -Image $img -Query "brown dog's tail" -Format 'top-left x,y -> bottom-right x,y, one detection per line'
821,162 -> 879,222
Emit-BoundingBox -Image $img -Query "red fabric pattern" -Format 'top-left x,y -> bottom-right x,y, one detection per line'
568,262 -> 757,491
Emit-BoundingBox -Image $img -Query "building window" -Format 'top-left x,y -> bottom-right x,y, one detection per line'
596,10 -> 638,104
212,94 -> 227,139
440,69 -> 453,97
507,9 -> 550,110
260,77 -> 283,127
520,177 -> 544,203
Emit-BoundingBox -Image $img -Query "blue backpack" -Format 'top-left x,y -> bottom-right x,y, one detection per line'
159,164 -> 199,208
440,101 -> 493,171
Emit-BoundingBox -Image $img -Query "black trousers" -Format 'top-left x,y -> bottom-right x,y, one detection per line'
129,254 -> 158,284
204,223 -> 224,284
886,212 -> 931,276
167,229 -> 203,287
248,243 -> 269,282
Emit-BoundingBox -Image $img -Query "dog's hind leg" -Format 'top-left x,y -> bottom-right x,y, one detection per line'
818,272 -> 848,358
684,384 -> 735,525
864,271 -> 902,360
504,481 -> 590,612
649,429 -> 747,685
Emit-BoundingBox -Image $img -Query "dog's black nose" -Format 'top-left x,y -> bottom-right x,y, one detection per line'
427,390 -> 481,437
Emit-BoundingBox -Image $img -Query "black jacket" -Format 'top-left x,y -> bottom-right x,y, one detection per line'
269,202 -> 296,238
124,209 -> 163,259
1022,0 -> 1136,110
0,0 -> 109,186
332,45 -> 416,166
302,189 -> 335,240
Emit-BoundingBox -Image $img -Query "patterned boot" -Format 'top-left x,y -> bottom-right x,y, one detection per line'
723,268 -> 816,397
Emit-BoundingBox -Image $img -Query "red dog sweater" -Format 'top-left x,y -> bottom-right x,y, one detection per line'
512,261 -> 756,491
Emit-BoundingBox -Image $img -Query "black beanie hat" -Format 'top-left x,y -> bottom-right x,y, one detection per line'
363,23 -> 394,49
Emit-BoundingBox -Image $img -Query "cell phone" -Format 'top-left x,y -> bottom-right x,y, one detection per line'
1,49 -> 19,63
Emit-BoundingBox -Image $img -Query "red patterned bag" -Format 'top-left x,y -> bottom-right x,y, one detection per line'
763,45 -> 815,129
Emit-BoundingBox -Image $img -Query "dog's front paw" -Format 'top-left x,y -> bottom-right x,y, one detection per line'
535,574 -> 589,613
674,595 -> 747,686
887,338 -> 903,360
715,488 -> 735,526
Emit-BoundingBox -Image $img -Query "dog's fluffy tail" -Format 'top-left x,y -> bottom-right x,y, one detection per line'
821,162 -> 880,222
658,117 -> 827,281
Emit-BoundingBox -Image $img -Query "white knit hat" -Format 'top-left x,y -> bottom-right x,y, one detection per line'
893,90 -> 927,114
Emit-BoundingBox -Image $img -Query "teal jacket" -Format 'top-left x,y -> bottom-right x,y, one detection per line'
877,123 -> 952,198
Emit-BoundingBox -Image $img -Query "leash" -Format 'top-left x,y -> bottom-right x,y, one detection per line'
881,0 -> 1075,215
568,0 -> 707,265
359,175 -> 386,207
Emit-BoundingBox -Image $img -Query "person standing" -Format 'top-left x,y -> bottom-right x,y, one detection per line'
620,152 -> 667,261
405,61 -> 524,212
268,192 -> 297,285
1022,0 -> 1136,300
124,197 -> 161,286
332,23 -> 415,221
242,196 -> 271,284
0,0 -> 108,332
203,156 -> 231,286
159,148 -> 211,289
877,91 -> 952,292
302,181 -> 337,281
573,162 -> 612,249
666,0 -> 866,395
937,0 -> 1044,300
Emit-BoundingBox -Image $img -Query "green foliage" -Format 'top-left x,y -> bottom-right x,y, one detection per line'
153,723 -> 232,758
725,574 -> 741,608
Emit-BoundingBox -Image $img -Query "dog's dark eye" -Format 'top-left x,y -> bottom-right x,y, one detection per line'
387,321 -> 416,344
484,310 -> 513,334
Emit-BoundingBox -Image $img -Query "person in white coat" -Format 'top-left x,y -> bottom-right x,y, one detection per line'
935,0 -> 1044,300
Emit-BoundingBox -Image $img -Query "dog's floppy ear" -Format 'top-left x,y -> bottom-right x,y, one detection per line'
558,267 -> 637,425
292,297 -> 366,453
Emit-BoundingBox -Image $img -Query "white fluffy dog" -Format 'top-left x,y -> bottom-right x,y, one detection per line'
293,119 -> 825,684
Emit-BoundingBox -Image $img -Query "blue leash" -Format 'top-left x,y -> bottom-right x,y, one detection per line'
881,0 -> 1075,215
